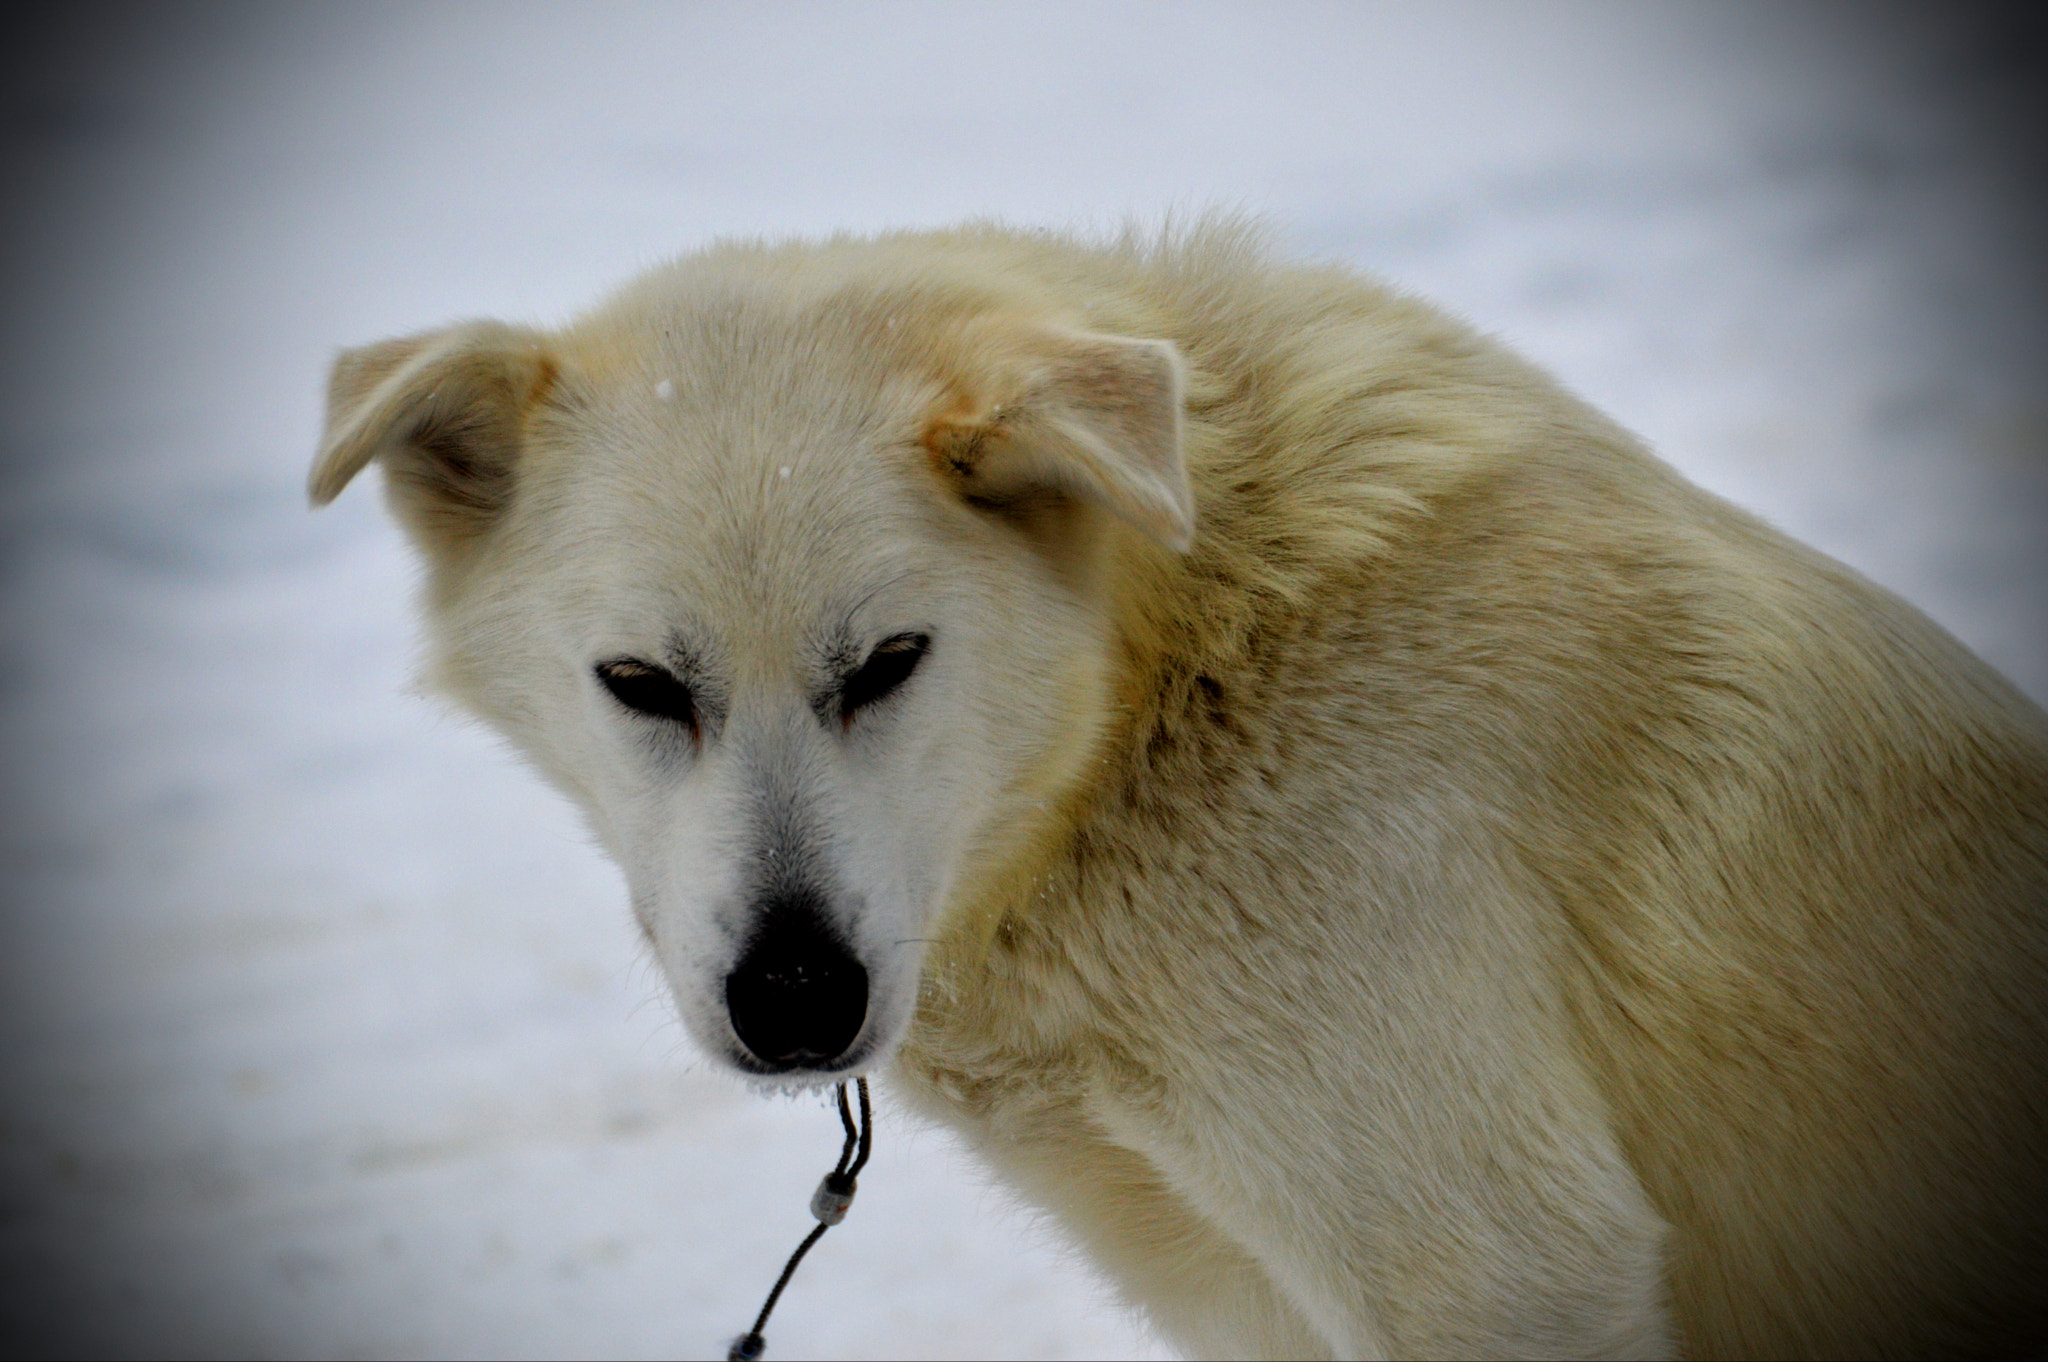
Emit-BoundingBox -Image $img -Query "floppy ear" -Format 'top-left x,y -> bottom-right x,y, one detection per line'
309,320 -> 557,543
927,331 -> 1194,553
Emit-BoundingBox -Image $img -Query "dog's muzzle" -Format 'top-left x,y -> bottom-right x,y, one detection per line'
724,911 -> 869,1071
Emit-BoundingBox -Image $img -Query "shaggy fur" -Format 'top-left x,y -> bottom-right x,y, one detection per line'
312,220 -> 2048,1360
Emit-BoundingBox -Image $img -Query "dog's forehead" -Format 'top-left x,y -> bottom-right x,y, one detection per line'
536,307 -> 950,655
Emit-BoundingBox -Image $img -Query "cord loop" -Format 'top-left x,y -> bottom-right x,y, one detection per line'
725,1077 -> 873,1361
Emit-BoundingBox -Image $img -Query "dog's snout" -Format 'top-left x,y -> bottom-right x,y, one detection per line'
725,911 -> 869,1070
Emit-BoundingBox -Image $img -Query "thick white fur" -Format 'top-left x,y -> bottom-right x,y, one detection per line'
313,221 -> 2048,1360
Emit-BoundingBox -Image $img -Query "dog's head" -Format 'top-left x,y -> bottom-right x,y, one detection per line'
310,250 -> 1191,1081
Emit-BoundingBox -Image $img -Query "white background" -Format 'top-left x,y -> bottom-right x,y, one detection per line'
1,4 -> 2041,1358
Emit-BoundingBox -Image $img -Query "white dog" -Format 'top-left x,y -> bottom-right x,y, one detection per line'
312,221 -> 2048,1359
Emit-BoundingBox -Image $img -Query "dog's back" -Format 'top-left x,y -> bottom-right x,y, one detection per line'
1419,447 -> 2048,1357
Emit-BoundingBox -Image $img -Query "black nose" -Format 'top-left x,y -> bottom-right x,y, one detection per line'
724,912 -> 869,1070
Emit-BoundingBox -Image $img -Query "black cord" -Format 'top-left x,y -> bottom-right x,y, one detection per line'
727,1077 -> 872,1362
845,1077 -> 873,1181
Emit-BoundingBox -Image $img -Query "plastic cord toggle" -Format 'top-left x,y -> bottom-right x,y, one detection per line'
810,1171 -> 856,1225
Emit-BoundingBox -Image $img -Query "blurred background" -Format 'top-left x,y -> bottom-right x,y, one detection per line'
0,3 -> 2041,1358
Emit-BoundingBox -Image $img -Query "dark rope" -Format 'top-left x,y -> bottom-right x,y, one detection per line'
727,1076 -> 872,1362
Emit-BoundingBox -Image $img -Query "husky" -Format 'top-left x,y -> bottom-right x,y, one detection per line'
311,221 -> 2048,1359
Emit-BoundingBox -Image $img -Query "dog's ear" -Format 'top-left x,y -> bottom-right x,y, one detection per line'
309,321 -> 557,543
927,331 -> 1194,553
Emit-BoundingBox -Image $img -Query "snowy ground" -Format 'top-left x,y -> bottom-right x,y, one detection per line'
1,4 -> 2041,1359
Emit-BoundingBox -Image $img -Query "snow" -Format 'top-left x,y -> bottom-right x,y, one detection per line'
1,4 -> 2040,1358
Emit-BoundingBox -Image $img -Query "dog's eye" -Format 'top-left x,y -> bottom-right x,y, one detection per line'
840,633 -> 929,722
596,659 -> 698,729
